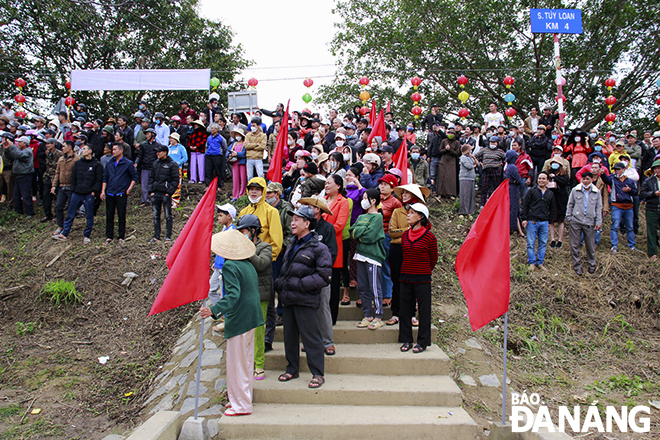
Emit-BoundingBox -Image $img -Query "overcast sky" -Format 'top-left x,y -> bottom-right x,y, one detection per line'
199,0 -> 338,118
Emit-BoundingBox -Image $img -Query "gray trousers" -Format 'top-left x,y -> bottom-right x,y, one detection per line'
316,285 -> 333,348
208,268 -> 222,304
141,169 -> 151,203
568,221 -> 596,271
283,305 -> 324,377
356,261 -> 383,319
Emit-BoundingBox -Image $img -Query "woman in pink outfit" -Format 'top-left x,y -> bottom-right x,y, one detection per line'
227,127 -> 248,201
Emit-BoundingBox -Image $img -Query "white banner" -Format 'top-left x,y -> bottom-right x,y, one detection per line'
71,69 -> 211,91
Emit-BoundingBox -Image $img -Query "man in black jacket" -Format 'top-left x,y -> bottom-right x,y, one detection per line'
640,159 -> 660,259
527,125 -> 552,176
54,145 -> 103,244
274,205 -> 332,389
521,172 -> 555,271
148,145 -> 179,242
421,104 -> 443,132
135,128 -> 161,207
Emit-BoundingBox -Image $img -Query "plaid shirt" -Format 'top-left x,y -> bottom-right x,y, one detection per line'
44,148 -> 63,181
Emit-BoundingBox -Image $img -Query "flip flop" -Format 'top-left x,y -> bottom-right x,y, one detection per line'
412,344 -> 426,353
340,296 -> 351,305
324,346 -> 336,356
386,316 -> 399,326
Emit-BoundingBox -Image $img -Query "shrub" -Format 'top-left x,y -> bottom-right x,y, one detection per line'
41,280 -> 83,306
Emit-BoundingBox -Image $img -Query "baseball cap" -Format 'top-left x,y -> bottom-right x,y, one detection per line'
303,162 -> 318,175
613,162 -> 626,170
215,203 -> 237,219
408,202 -> 430,220
154,144 -> 168,153
16,136 -> 31,144
379,145 -> 394,154
289,205 -> 316,222
266,182 -> 284,194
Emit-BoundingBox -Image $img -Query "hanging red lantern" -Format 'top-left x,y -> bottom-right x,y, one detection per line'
604,78 -> 616,90
65,96 -> 76,107
458,108 -> 469,118
505,107 -> 517,117
303,78 -> 314,88
248,77 -> 258,88
410,77 -> 422,89
555,94 -> 566,103
14,94 -> 26,104
15,110 -> 27,119
359,76 -> 370,87
503,76 -> 515,88
14,78 -> 26,89
457,75 -> 468,87
359,106 -> 368,115
410,92 -> 422,103
656,98 -> 660,106
411,106 -> 422,116
605,96 -> 617,107
65,81 -> 71,90
605,113 -> 617,124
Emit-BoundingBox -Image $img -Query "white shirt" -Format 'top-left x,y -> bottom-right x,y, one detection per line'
484,112 -> 505,128
530,116 -> 539,132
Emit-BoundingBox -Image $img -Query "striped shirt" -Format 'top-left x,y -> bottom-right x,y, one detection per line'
400,227 -> 438,283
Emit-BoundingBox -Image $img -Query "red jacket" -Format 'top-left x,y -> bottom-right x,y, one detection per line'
564,142 -> 592,169
30,139 -> 40,169
380,194 -> 403,234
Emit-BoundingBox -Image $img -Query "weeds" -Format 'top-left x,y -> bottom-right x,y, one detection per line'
15,321 -> 37,336
41,280 -> 83,306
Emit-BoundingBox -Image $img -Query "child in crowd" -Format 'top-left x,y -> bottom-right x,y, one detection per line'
209,203 -> 236,331
458,144 -> 477,215
377,174 -> 402,307
349,188 -> 386,330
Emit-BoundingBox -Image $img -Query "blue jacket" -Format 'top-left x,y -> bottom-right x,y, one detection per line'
103,156 -> 139,195
226,141 -> 247,165
601,173 -> 637,205
168,144 -> 188,167
359,168 -> 385,189
206,133 -> 226,156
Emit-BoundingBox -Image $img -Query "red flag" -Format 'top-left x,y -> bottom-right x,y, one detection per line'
368,110 -> 387,145
386,101 -> 391,114
391,135 -> 409,185
149,178 -> 218,315
455,180 -> 510,331
369,99 -> 377,126
266,100 -> 290,183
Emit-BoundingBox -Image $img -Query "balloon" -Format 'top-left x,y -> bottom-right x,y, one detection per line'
303,78 -> 314,88
14,78 -> 26,89
503,76 -> 515,88
302,93 -> 312,104
15,110 -> 27,119
555,76 -> 566,86
410,92 -> 422,103
410,77 -> 422,89
505,108 -> 517,117
248,77 -> 258,87
65,81 -> 72,90
457,75 -> 468,87
210,77 -> 220,88
359,91 -> 370,102
504,93 -> 516,104
65,96 -> 75,107
359,77 -> 370,87
458,91 -> 469,103
458,108 -> 469,118
14,94 -> 25,104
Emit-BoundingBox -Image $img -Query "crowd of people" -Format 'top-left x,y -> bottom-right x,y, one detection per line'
2,95 -> 660,415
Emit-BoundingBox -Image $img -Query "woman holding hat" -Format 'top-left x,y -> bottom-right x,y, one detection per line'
200,229 -> 264,416
167,132 -> 188,208
387,184 -> 430,326
187,120 -> 208,183
398,203 -> 437,353
227,127 -> 248,201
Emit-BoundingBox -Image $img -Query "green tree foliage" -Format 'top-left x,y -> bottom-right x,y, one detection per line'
321,0 -> 660,131
0,0 -> 250,119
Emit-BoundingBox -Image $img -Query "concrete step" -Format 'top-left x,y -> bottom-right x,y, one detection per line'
337,303 -> 393,321
253,372 -> 462,407
264,342 -> 450,376
217,403 -> 478,440
273,320 -> 437,344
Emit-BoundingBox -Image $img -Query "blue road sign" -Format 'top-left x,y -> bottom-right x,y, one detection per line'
530,9 -> 583,34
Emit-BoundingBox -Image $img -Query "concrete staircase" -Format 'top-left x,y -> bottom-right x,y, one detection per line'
217,295 -> 478,439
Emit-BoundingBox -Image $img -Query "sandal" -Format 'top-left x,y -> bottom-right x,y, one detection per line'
357,317 -> 373,328
254,369 -> 265,380
400,342 -> 412,352
356,299 -> 362,307
103,238 -> 112,246
386,316 -> 399,326
368,319 -> 384,330
382,298 -> 391,307
412,317 -> 419,327
349,280 -> 357,288
324,345 -> 336,356
308,375 -> 325,389
340,295 -> 351,306
412,344 -> 426,353
278,372 -> 299,382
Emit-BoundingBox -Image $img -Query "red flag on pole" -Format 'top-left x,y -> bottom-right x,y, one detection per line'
368,110 -> 387,145
266,100 -> 290,183
386,101 -> 391,114
391,136 -> 409,185
149,178 -> 218,315
369,99 -> 377,126
455,180 -> 510,331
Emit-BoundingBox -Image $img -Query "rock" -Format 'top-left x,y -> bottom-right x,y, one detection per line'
215,378 -> 227,391
121,272 -> 138,286
177,329 -> 197,347
145,374 -> 185,405
180,397 -> 209,415
479,374 -> 501,388
180,350 -> 198,368
208,419 -> 219,438
460,375 -> 477,387
178,416 -> 210,440
195,368 -> 221,382
465,337 -> 483,350
201,349 -> 223,367
102,435 -> 125,440
187,382 -> 208,396
649,400 -> 660,410
456,348 -> 466,355
148,393 -> 174,414
203,339 -> 217,350
199,405 -> 223,416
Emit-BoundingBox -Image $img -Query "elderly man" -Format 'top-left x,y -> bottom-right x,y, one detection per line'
566,172 -> 602,275
205,123 -> 227,187
40,139 -> 63,223
135,128 -> 161,207
3,136 -> 35,217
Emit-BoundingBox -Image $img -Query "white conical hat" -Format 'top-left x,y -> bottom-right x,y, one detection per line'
211,229 -> 255,260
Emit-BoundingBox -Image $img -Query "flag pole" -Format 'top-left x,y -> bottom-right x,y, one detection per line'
502,311 -> 508,425
193,298 -> 207,420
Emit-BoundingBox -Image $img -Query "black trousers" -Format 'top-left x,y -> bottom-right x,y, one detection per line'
106,194 -> 128,239
204,154 -> 225,186
151,193 -> 172,239
42,177 -> 55,219
330,267 -> 342,325
14,175 -> 34,216
282,305 -> 324,377
55,188 -> 72,228
341,238 -> 350,287
398,281 -> 432,347
389,243 -> 403,318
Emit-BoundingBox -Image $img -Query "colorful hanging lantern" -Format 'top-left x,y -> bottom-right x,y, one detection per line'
458,91 -> 469,104
656,98 -> 660,106
14,78 -> 26,90
410,77 -> 422,89
503,76 -> 515,88
555,76 -> 566,86
656,78 -> 660,87
555,94 -> 566,103
604,78 -> 616,91
15,110 -> 27,119
410,92 -> 421,103
605,112 -> 617,125
504,93 -> 516,104
210,77 -> 220,89
302,93 -> 312,104
65,96 -> 76,107
303,78 -> 314,88
656,114 -> 660,125
358,106 -> 367,115
359,77 -> 370,87
411,106 -> 422,119
505,107 -> 517,117
65,81 -> 72,90
458,108 -> 469,119
359,91 -> 370,103
14,94 -> 26,104
457,75 -> 468,88
248,77 -> 258,88
605,95 -> 617,110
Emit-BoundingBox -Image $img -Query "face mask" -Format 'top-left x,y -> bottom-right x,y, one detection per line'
411,152 -> 420,160
155,119 -> 161,124
330,160 -> 338,169
139,105 -> 145,110
440,128 -> 446,133
595,145 -> 602,152
510,132 -> 515,137
343,153 -> 350,162
574,137 -> 581,142
489,143 -> 498,149
248,195 -> 262,204
311,152 -> 319,160
251,126 -> 258,133
288,139 -> 294,146
621,161 -> 629,167
336,140 -> 345,147
583,182 -> 592,190
448,134 -> 455,139
551,163 -> 560,170
552,135 -> 558,140
590,133 -> 597,139
313,136 -> 321,144
609,137 -> 616,143
266,196 -> 278,205
236,135 -> 242,141
553,152 -> 561,157
360,199 -> 372,210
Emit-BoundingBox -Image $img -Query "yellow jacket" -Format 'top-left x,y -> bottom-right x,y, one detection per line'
238,177 -> 283,260
244,128 -> 267,160
388,207 -> 409,245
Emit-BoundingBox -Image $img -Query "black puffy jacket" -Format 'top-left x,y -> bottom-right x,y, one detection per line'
136,140 -> 161,171
148,156 -> 179,196
71,157 -> 103,195
274,232 -> 332,308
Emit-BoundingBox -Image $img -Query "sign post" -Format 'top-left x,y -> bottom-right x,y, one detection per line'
530,9 -> 583,129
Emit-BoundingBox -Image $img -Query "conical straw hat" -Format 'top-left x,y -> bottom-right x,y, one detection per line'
393,184 -> 431,205
211,229 -> 255,260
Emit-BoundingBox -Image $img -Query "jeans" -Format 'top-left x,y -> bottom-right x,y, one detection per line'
62,193 -> 95,238
610,206 -> 635,248
151,193 -> 172,239
526,220 -> 549,265
246,158 -> 264,181
105,194 -> 128,239
429,157 -> 440,193
55,187 -> 72,228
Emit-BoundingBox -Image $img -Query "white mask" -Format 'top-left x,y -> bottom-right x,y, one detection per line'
553,152 -> 562,157
248,195 -> 262,204
583,183 -> 592,190
360,199 -> 372,210
313,136 -> 321,144
331,160 -> 338,169
235,136 -> 242,141
288,139 -> 294,146
343,153 -> 351,162
336,140 -> 345,147
311,152 -> 319,160
574,136 -> 581,142
251,126 -> 258,133
621,161 -> 629,167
